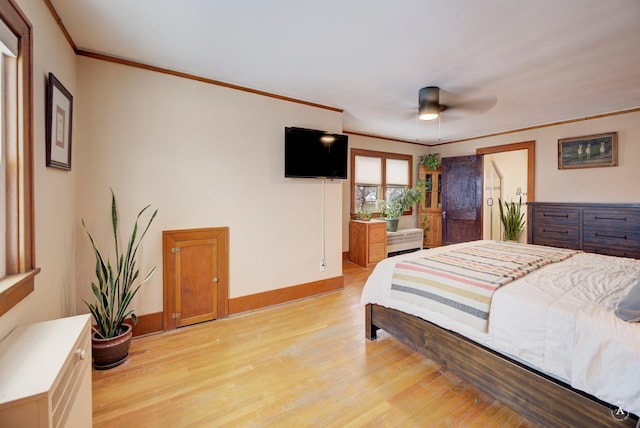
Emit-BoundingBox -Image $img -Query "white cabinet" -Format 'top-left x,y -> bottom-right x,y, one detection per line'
0,314 -> 92,427
386,228 -> 423,254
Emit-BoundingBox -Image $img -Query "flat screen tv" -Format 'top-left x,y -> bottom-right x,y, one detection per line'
284,127 -> 348,179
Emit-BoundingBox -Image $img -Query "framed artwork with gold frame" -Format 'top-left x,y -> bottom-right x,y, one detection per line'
558,132 -> 617,170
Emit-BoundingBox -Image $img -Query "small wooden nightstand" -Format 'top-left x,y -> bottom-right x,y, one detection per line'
349,220 -> 387,267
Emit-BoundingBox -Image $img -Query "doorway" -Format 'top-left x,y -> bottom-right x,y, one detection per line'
477,141 -> 535,242
484,159 -> 503,240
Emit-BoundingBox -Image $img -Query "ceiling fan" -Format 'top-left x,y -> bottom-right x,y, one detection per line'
418,86 -> 447,121
413,85 -> 497,143
417,86 -> 497,121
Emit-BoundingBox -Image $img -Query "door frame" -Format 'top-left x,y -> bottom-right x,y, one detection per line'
476,141 -> 535,201
162,227 -> 229,331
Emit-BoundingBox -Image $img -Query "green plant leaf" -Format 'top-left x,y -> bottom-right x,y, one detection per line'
498,196 -> 525,241
382,180 -> 425,219
419,153 -> 441,170
83,191 -> 157,338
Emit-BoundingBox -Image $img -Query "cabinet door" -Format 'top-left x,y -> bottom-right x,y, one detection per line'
421,211 -> 443,248
435,172 -> 442,209
419,166 -> 441,210
421,170 -> 434,209
432,214 -> 443,246
163,228 -> 229,330
174,238 -> 219,327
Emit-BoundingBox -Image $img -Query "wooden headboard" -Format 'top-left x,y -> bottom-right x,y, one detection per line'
528,202 -> 640,259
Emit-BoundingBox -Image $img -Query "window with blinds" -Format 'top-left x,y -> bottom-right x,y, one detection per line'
351,149 -> 412,215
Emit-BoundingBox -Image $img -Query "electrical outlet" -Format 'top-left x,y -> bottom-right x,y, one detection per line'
319,260 -> 326,272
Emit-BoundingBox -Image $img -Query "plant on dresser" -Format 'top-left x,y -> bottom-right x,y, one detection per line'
83,189 -> 158,369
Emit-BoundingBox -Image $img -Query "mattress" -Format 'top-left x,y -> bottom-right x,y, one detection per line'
360,240 -> 640,415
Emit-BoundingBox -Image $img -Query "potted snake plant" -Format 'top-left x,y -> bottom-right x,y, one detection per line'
498,196 -> 525,241
83,190 -> 158,369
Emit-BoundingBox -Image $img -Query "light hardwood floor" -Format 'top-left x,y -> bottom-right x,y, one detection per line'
92,261 -> 540,427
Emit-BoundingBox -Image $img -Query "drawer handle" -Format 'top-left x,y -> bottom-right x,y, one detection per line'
595,249 -> 629,257
594,216 -> 627,221
77,349 -> 86,360
594,233 -> 627,240
542,228 -> 568,234
543,213 -> 569,218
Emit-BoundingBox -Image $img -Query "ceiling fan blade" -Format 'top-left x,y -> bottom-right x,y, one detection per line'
439,87 -> 497,114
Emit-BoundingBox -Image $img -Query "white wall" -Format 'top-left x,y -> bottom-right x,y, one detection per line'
0,0 -> 78,340
435,110 -> 640,203
74,58 -> 343,315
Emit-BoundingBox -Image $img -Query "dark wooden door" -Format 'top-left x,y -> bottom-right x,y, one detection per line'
163,228 -> 229,330
441,155 -> 483,245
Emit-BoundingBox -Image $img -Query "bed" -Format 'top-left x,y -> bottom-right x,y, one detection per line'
362,203 -> 640,428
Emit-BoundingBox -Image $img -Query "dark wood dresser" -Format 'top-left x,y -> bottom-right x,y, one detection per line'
528,202 -> 640,259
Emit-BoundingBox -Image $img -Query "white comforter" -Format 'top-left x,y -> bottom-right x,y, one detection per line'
360,240 -> 640,415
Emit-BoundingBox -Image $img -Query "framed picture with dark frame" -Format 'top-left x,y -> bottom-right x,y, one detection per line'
558,132 -> 617,170
46,72 -> 73,170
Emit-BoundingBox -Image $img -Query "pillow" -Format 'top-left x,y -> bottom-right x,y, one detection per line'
615,279 -> 640,322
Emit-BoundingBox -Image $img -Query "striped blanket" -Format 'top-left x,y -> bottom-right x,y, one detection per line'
390,241 -> 579,332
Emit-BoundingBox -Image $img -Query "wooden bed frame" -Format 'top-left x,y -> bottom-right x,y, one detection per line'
366,303 -> 637,427
364,202 -> 640,428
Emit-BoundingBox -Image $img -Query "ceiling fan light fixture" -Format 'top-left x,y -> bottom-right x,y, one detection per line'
419,107 -> 439,121
418,86 -> 446,121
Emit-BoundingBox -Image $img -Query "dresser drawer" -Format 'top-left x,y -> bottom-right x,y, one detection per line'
533,208 -> 580,225
583,227 -> 640,249
583,244 -> 640,259
533,223 -> 579,245
583,209 -> 640,228
368,224 -> 386,243
369,242 -> 386,263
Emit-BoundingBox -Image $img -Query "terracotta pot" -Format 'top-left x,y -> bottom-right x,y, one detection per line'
91,323 -> 133,370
